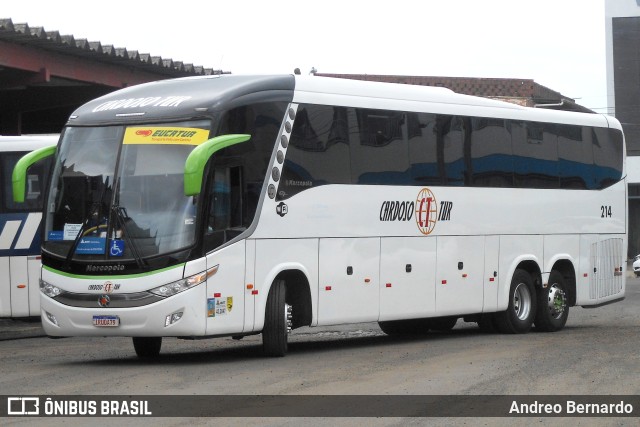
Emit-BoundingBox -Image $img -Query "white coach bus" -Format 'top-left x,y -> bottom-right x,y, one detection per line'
1,135 -> 57,317
13,75 -> 626,358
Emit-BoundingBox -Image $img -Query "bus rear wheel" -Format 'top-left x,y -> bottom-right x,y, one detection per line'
495,269 -> 536,334
132,337 -> 162,359
263,280 -> 291,357
534,270 -> 569,332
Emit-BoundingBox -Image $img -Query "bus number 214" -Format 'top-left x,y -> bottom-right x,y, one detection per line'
601,205 -> 612,218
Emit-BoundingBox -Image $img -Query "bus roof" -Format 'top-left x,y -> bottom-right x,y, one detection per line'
69,75 -> 295,126
0,135 -> 59,152
67,74 -> 611,128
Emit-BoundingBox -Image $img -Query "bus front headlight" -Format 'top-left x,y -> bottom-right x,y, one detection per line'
149,265 -> 218,298
40,279 -> 62,298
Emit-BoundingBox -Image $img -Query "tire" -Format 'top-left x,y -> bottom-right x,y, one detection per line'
132,337 -> 162,359
263,279 -> 290,357
534,270 -> 569,332
495,269 -> 537,334
378,319 -> 431,336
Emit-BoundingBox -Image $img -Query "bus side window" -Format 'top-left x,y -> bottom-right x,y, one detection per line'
207,165 -> 243,233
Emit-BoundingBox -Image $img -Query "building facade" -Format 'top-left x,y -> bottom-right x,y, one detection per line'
606,0 -> 640,257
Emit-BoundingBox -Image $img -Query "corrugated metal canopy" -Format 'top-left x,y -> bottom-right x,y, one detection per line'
0,18 -> 220,77
0,18 -> 227,135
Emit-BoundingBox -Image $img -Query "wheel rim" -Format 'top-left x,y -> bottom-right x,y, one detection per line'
512,282 -> 532,321
547,284 -> 566,319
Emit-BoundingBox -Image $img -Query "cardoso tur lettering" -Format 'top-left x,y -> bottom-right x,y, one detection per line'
380,201 -> 414,221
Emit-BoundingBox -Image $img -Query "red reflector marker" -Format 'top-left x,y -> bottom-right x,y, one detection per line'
325,286 -> 332,291
386,283 -> 392,288
489,278 -> 495,282
251,290 -> 258,295
441,280 -> 447,285
214,293 -> 221,298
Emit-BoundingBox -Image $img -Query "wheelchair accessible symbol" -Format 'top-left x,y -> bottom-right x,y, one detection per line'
110,239 -> 125,257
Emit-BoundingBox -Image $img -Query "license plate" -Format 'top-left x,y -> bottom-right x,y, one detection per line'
92,315 -> 120,327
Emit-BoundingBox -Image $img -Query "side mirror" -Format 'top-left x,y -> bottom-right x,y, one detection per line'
184,134 -> 250,196
12,145 -> 56,203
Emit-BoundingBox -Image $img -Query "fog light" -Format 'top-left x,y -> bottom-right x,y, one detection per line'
164,311 -> 184,327
45,311 -> 58,326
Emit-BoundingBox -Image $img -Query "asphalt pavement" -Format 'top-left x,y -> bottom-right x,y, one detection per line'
0,317 -> 45,341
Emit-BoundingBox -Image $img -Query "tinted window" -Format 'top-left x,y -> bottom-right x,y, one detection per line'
216,102 -> 287,224
277,103 -> 623,198
278,105 -> 351,200
558,124 -> 593,189
513,122 -> 559,188
471,118 -> 513,187
593,128 -> 624,189
409,113 -> 439,185
353,109 -> 408,184
201,102 -> 287,251
437,115 -> 466,185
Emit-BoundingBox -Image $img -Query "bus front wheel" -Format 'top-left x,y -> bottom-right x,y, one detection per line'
495,269 -> 536,334
263,280 -> 291,357
132,337 -> 162,359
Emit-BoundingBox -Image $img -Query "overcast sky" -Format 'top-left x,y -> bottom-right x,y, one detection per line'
3,0 -> 609,112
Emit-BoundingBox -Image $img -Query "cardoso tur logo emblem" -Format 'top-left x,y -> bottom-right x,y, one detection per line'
379,188 -> 452,235
415,188 -> 437,235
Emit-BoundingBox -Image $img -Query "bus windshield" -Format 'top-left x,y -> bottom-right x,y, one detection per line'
44,120 -> 211,262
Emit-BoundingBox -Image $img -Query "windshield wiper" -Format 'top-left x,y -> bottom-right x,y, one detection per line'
61,208 -> 95,271
62,177 -> 110,270
111,204 -> 146,269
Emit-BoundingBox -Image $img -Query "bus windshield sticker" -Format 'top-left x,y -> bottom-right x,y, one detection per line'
207,297 -> 230,317
109,239 -> 125,257
76,237 -> 106,255
123,127 -> 209,146
63,223 -> 82,240
48,230 -> 64,241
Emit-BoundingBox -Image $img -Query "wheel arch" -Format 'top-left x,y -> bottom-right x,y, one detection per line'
275,269 -> 313,329
498,257 -> 542,311
255,263 -> 314,331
